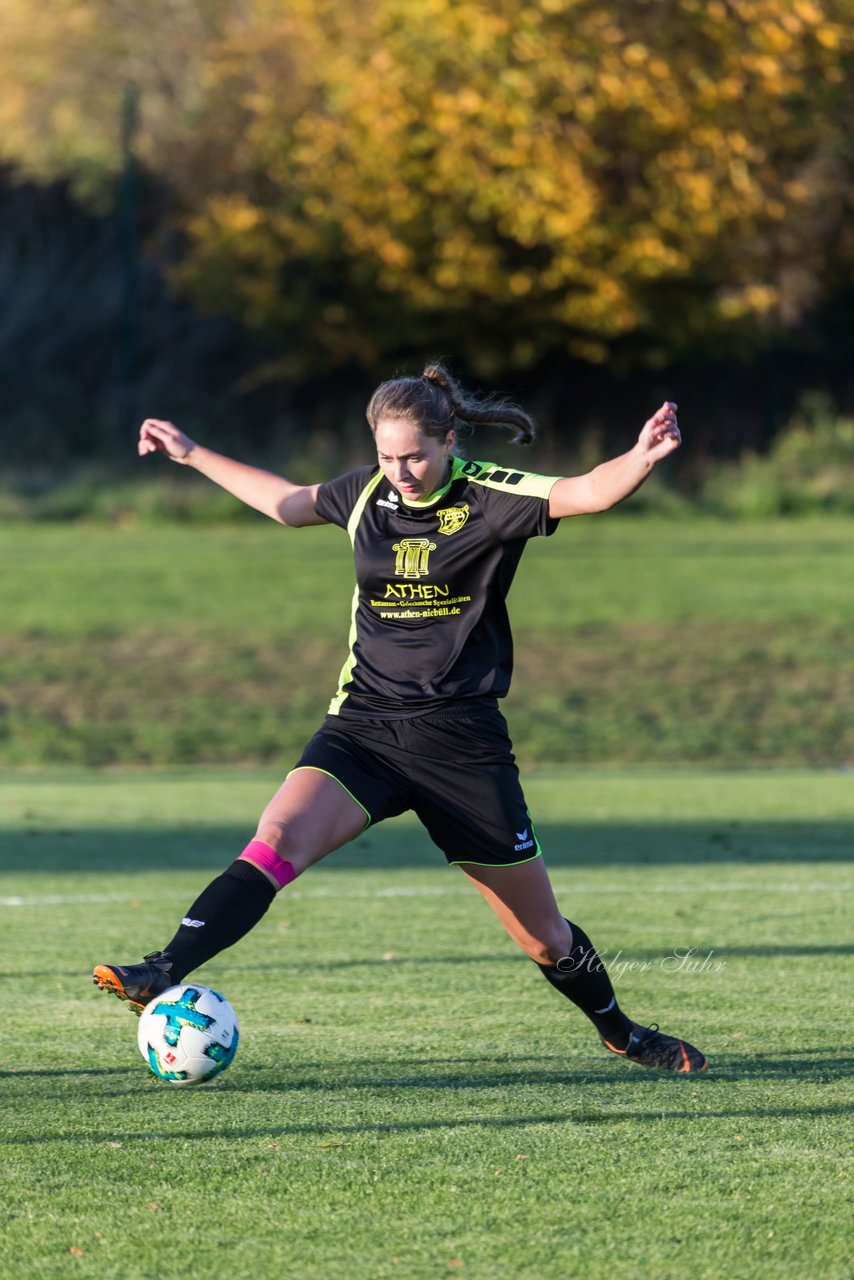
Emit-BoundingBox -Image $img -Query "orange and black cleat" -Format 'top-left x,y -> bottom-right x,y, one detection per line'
92,951 -> 174,1016
602,1021 -> 708,1073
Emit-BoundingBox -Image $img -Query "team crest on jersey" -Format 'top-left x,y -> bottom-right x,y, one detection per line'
436,504 -> 469,536
393,537 -> 436,579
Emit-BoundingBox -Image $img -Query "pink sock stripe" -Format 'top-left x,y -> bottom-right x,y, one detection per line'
238,840 -> 297,889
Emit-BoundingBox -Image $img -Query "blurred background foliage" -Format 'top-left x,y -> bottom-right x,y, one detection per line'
0,0 -> 852,492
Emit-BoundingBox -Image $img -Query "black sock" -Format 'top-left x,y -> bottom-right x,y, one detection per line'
161,860 -> 276,983
537,919 -> 632,1048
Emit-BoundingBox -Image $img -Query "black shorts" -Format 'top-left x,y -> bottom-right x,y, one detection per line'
291,701 -> 542,868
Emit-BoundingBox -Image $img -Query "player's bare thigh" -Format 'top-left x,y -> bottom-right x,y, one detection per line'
248,767 -> 368,882
460,858 -> 573,966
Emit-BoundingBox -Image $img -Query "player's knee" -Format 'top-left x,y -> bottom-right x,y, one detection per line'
254,815 -> 336,876
527,942 -> 568,967
523,924 -> 574,967
254,819 -> 301,861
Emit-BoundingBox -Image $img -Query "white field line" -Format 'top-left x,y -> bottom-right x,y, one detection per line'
0,893 -> 127,907
0,883 -> 851,908
296,883 -> 852,897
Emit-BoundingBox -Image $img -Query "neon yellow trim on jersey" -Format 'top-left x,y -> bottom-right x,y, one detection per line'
329,469 -> 386,713
399,456 -> 559,507
383,456 -> 561,508
460,457 -> 561,500
328,583 -> 360,715
397,468 -> 456,508
346,468 -> 385,544
329,460 -> 558,714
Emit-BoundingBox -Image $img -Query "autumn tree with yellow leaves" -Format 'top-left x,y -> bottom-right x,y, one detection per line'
1,0 -> 850,380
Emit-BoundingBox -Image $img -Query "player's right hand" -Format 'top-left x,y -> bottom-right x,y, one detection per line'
138,418 -> 197,463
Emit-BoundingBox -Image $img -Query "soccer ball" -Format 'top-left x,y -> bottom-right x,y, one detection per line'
137,984 -> 239,1085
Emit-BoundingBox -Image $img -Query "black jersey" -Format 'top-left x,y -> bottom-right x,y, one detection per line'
314,455 -> 560,717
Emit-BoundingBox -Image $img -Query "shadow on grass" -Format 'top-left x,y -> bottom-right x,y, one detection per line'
221,944 -> 854,975
5,1049 -> 851,1107
1,819 -> 853,872
4,1095 -> 852,1147
2,938 -> 851,987
0,1067 -> 139,1079
229,1050 -> 854,1090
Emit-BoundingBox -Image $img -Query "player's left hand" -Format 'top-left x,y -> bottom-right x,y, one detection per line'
637,402 -> 681,463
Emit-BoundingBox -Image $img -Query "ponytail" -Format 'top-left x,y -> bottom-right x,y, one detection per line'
366,361 -> 537,447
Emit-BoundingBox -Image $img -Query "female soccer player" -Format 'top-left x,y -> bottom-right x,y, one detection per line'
93,364 -> 707,1072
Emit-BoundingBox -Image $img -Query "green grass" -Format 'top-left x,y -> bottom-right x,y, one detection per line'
1,768 -> 852,1280
1,516 -> 852,766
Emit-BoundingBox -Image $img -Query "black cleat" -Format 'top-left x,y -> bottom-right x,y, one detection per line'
601,1021 -> 708,1073
92,951 -> 174,1015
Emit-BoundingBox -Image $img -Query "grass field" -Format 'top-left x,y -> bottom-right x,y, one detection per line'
1,516 -> 852,767
2,767 -> 852,1280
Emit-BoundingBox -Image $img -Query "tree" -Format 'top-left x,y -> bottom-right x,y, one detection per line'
2,0 -> 851,378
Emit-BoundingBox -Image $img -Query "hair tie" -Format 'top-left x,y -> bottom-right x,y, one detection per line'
422,372 -> 455,415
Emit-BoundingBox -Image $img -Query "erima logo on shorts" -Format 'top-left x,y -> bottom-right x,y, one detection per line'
181,917 -> 205,928
514,828 -> 535,852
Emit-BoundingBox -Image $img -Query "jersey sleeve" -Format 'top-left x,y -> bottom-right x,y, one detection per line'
465,463 -> 561,541
315,465 -> 379,530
